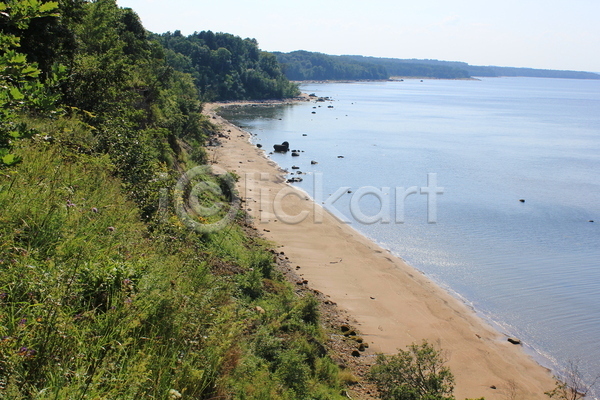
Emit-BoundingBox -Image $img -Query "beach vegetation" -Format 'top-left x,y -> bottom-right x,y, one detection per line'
369,340 -> 456,400
545,361 -> 598,400
0,1 -> 346,398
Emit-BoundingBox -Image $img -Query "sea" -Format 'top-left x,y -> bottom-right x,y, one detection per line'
218,77 -> 600,394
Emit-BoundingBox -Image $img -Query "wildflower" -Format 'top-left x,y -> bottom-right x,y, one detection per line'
92,207 -> 98,213
0,293 -> 7,300
18,318 -> 26,327
168,389 -> 182,399
66,200 -> 75,207
107,226 -> 115,232
17,347 -> 36,358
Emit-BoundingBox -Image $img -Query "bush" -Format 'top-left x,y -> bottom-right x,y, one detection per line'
369,340 -> 455,400
237,268 -> 264,299
276,348 -> 311,396
294,294 -> 320,325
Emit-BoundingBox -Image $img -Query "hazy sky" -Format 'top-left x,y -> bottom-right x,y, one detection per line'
116,0 -> 600,72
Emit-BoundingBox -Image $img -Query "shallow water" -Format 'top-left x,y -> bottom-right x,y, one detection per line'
219,77 -> 600,392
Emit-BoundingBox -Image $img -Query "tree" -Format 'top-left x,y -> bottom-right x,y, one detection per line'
545,361 -> 599,400
154,30 -> 299,101
369,340 -> 456,400
0,0 -> 64,166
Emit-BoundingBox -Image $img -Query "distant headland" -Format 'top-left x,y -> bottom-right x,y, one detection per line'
274,50 -> 600,81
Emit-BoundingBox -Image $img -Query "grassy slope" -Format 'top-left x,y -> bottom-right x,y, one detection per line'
0,116 -> 348,399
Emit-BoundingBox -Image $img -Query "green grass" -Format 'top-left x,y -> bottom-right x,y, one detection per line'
0,117 -> 347,399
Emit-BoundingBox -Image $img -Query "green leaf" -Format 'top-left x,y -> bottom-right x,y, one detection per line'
21,65 -> 40,77
9,87 -> 24,100
38,1 -> 58,13
1,153 -> 22,166
9,53 -> 28,64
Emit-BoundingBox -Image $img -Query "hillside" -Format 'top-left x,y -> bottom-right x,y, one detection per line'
0,1 -> 350,398
275,51 -> 600,81
345,56 -> 600,80
275,51 -> 469,80
154,31 -> 299,101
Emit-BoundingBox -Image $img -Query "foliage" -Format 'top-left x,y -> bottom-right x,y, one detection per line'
155,30 -> 300,101
545,361 -> 599,400
277,52 -> 600,81
54,0 -> 212,217
275,50 -> 389,81
1,1 -> 352,398
0,129 -> 346,398
0,0 -> 64,167
369,340 -> 456,400
274,51 -> 471,81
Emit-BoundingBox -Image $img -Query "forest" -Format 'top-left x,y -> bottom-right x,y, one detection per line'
154,31 -> 299,101
344,56 -> 600,80
276,51 -> 600,81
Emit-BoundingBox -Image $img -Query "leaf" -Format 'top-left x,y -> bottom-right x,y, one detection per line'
38,1 -> 58,13
21,65 -> 40,77
1,153 -> 22,167
9,87 -> 24,100
9,53 -> 27,64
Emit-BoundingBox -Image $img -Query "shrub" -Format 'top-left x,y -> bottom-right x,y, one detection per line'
369,340 -> 455,400
237,268 -> 264,299
276,348 -> 311,395
294,294 -> 320,325
249,249 -> 274,279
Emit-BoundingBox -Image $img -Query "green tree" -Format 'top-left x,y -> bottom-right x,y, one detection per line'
0,0 -> 63,166
369,341 -> 456,400
155,30 -> 299,101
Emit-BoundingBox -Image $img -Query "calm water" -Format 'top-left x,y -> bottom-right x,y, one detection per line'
220,78 -> 600,392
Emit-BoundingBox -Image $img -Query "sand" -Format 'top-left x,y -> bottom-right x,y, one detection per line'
203,100 -> 557,400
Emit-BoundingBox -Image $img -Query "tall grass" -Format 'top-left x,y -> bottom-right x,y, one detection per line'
0,118 -> 346,399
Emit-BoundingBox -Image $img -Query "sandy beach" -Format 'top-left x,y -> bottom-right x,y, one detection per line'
204,100 -> 557,400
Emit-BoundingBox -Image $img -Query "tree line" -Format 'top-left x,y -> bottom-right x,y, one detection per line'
276,51 -> 600,81
154,30 -> 299,101
275,51 -> 470,80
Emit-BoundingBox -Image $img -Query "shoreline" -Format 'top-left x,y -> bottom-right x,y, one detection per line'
203,99 -> 557,399
292,77 -> 480,84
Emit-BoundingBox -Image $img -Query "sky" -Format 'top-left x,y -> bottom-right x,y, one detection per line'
116,0 -> 600,72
